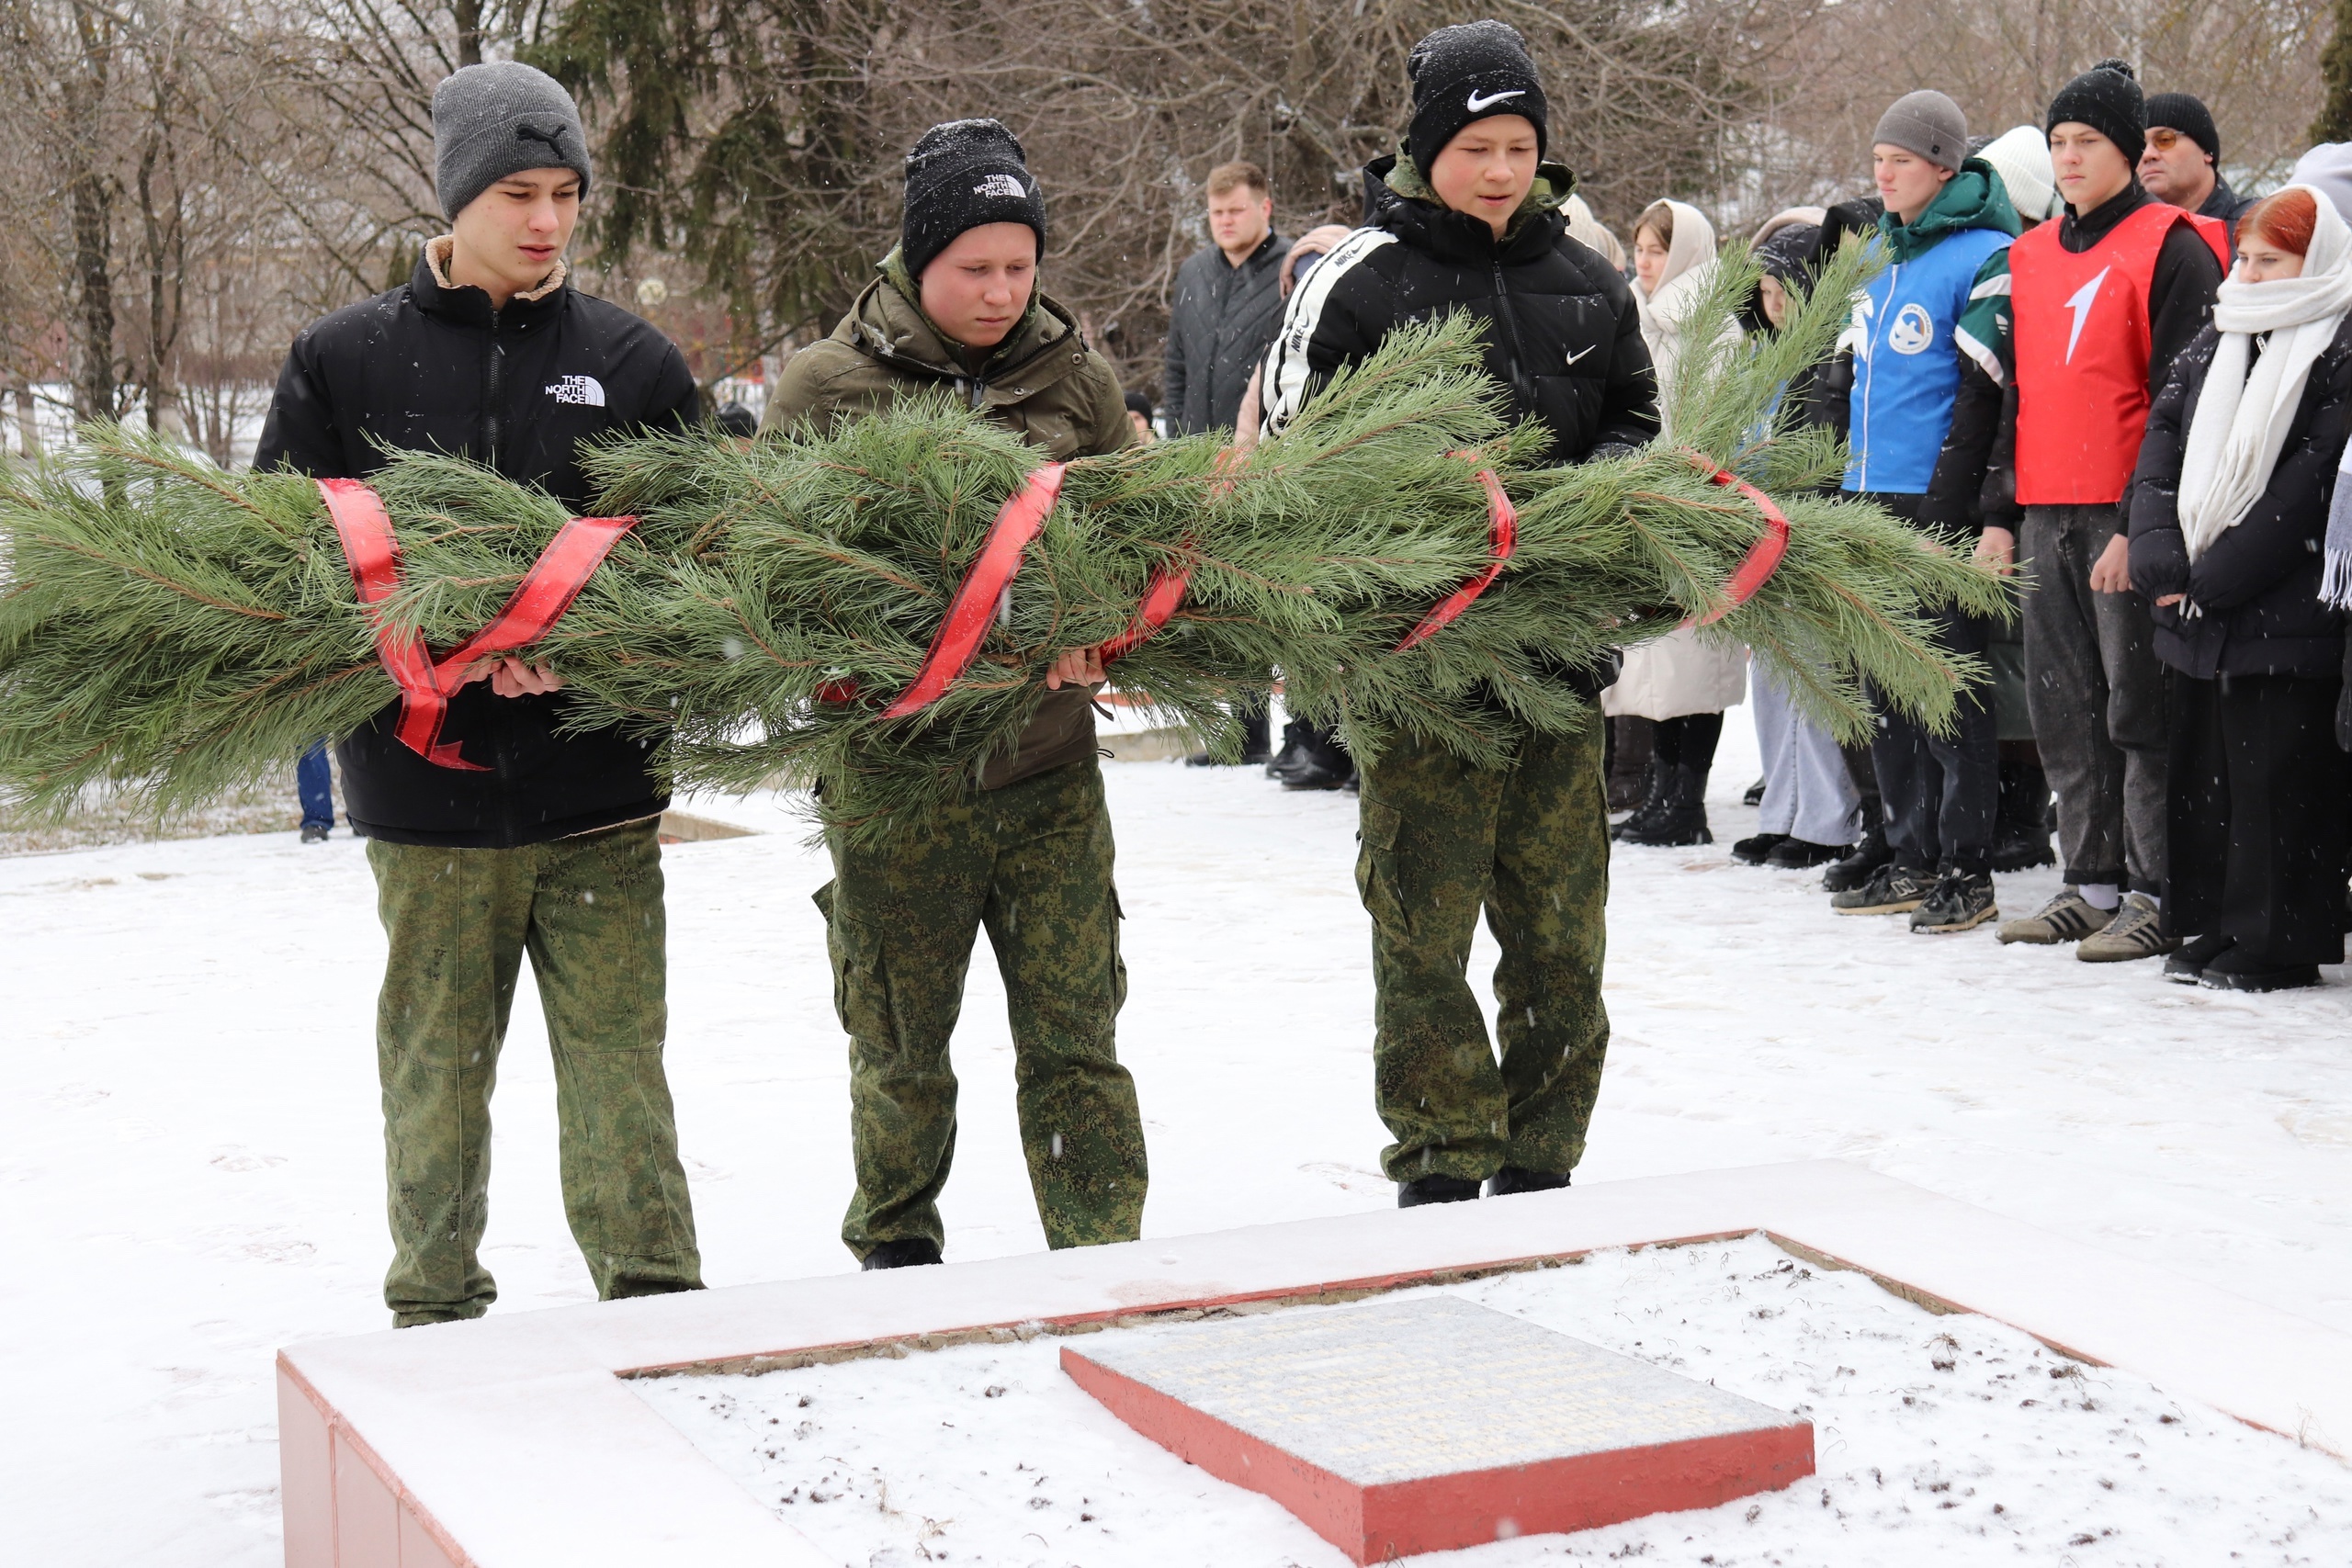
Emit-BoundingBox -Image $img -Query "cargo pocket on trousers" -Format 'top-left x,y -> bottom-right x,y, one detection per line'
816,882 -> 893,1043
1110,885 -> 1129,1015
1356,798 -> 1411,941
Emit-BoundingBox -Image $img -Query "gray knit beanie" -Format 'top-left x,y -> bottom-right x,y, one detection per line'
432,62 -> 594,221
1872,90 -> 1968,174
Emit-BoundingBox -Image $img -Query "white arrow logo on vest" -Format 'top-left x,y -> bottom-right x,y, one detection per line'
2063,267 -> 2110,364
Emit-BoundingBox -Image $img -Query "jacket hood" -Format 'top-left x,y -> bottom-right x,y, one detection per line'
1749,206 -> 1826,249
1366,149 -> 1577,243
841,254 -> 1080,386
1879,161 -> 2021,261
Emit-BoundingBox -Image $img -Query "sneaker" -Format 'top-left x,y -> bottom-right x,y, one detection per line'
2075,893 -> 2179,963
1397,1174 -> 1482,1208
1831,863 -> 1930,916
861,1238 -> 943,1269
1730,831 -> 1789,865
2163,931 -> 2233,984
2198,947 -> 2322,992
1765,837 -> 1847,870
1910,870 -> 1997,933
1487,1166 -> 1571,1197
300,822 -> 331,844
1822,820 -> 1891,893
1996,887 -> 2113,946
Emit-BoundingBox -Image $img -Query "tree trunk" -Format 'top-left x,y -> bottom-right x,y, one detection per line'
13,386 -> 40,457
2318,0 -> 2352,143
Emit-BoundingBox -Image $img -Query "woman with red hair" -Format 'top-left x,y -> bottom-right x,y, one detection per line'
2129,186 -> 2352,990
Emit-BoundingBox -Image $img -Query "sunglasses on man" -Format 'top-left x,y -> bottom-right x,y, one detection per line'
2144,127 -> 2205,154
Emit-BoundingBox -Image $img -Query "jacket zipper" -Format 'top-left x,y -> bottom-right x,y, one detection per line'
1488,259 -> 1532,401
482,305 -> 506,471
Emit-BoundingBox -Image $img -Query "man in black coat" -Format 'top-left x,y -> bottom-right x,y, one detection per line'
254,62 -> 703,1325
2139,93 -> 2255,253
1166,161 -> 1289,766
1261,20 -> 1657,1209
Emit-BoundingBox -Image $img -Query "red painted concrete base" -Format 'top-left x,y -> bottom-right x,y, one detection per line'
1060,1298 -> 1815,1562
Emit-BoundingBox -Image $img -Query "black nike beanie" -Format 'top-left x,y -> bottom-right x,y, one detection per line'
1404,20 -> 1549,178
2046,58 -> 2145,164
900,119 -> 1048,281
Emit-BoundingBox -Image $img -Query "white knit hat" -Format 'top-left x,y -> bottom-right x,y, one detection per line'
1978,124 -> 2062,223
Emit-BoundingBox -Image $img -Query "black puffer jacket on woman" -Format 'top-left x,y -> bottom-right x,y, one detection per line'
1259,153 -> 1658,462
2127,317 -> 2352,680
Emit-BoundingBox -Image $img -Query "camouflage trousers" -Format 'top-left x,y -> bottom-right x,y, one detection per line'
1356,716 -> 1611,1183
820,757 -> 1146,1259
368,820 -> 701,1326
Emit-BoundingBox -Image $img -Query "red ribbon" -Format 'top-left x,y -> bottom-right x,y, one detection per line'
1682,457 -> 1792,627
876,462 -> 1067,719
1394,463 -> 1518,652
1096,558 -> 1193,664
317,478 -> 638,771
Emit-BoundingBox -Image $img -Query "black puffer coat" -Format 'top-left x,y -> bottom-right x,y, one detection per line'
2127,316 -> 2352,680
254,243 -> 699,847
1259,154 -> 1657,463
1163,230 -> 1289,435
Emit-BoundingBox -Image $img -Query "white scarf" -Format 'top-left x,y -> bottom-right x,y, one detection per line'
2177,186 -> 2352,562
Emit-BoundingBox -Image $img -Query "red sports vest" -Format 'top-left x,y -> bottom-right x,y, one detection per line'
2011,204 -> 2228,504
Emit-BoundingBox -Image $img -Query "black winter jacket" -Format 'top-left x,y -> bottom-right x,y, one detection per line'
2127,317 -> 2352,680
1164,230 -> 1289,435
1260,155 -> 1658,463
254,245 -> 700,847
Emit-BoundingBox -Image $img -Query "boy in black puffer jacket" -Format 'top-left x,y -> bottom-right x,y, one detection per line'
1260,20 -> 1658,1209
254,62 -> 703,1325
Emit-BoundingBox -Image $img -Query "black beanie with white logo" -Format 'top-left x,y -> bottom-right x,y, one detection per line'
2046,58 -> 2145,164
900,119 -> 1048,281
1404,20 -> 1549,178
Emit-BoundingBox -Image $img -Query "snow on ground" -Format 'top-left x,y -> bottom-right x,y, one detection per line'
639,1235 -> 2352,1567
5,729 -> 2350,1564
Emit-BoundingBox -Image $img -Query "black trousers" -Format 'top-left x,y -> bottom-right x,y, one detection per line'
2165,671 -> 2349,965
1869,605 -> 1997,875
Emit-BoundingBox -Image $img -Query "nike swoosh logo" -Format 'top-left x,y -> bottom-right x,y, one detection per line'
1564,344 -> 1596,368
1465,88 -> 1527,114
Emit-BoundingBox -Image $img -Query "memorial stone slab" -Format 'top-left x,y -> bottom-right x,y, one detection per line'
1061,1293 -> 1814,1562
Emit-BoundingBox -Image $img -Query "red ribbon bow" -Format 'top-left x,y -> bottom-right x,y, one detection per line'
1681,455 -> 1792,626
317,478 -> 638,771
1395,461 -> 1519,652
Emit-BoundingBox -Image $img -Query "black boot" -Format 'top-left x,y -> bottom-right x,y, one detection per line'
1487,1167 -> 1571,1197
1606,717 -> 1655,813
1397,1174 -> 1482,1207
1615,763 -> 1712,846
1241,708 -> 1272,765
1730,831 -> 1790,865
1822,818 -> 1890,893
1991,761 -> 2057,872
1610,761 -> 1664,840
861,1238 -> 943,1269
1266,718 -> 1314,781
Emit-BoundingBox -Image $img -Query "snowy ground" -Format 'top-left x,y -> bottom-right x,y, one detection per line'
639,1235 -> 2352,1567
5,718 -> 2351,1564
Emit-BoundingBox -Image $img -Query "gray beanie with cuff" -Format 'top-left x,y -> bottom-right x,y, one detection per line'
433,62 -> 594,221
1872,90 -> 1968,174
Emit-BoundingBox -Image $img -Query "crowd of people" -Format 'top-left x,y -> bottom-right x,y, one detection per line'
254,26 -> 2352,1325
1159,57 -> 2352,996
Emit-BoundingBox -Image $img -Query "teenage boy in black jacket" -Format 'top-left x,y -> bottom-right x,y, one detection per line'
254,62 -> 702,1325
1261,21 -> 1657,1208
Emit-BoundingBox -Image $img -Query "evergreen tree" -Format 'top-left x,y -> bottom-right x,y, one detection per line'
2319,0 -> 2352,144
